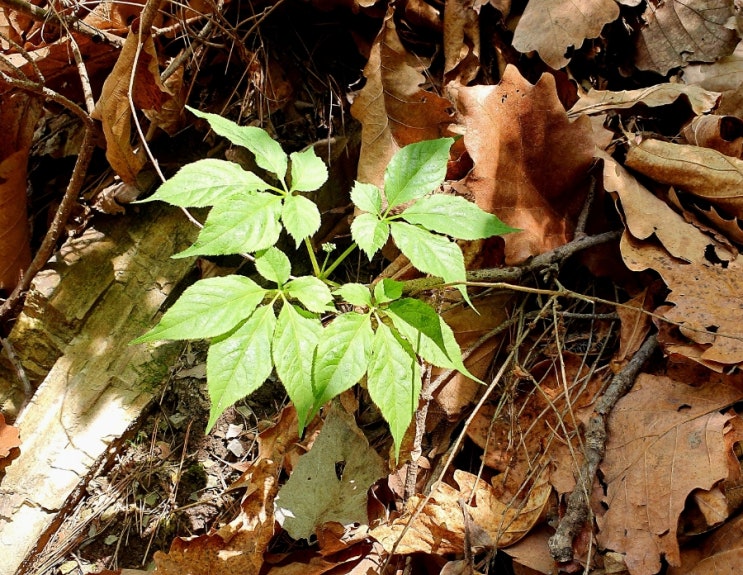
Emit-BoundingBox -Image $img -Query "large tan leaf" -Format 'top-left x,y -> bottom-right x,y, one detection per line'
456,65 -> 594,264
370,468 -> 551,554
568,84 -> 720,118
621,234 -> 743,365
512,0 -> 619,70
683,41 -> 743,93
635,0 -> 739,75
92,29 -> 173,184
669,513 -> 743,575
598,373 -> 743,575
350,7 -> 453,187
443,0 -> 481,84
625,138 -> 743,219
602,152 -> 735,264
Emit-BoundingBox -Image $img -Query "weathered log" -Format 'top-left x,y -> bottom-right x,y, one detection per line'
0,205 -> 197,575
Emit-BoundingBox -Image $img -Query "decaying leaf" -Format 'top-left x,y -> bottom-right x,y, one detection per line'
443,0 -> 481,84
568,84 -> 721,118
370,468 -> 551,555
512,0 -> 619,70
92,29 -> 173,184
350,7 -> 453,187
625,138 -> 743,219
634,0 -> 739,75
274,405 -> 386,540
621,234 -> 743,366
683,41 -> 743,93
598,373 -> 743,575
456,65 -> 594,264
681,115 -> 743,159
669,512 -> 743,574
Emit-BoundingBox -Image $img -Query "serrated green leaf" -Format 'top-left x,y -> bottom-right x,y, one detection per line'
401,194 -> 519,240
282,195 -> 321,248
206,305 -> 276,431
289,148 -> 328,192
384,138 -> 454,210
285,276 -> 334,313
350,213 -> 389,260
256,247 -> 291,285
350,182 -> 382,215
389,221 -> 469,302
389,308 -> 480,382
385,298 -> 448,358
273,303 -> 322,430
312,312 -> 373,415
187,106 -> 288,178
367,323 -> 420,460
335,283 -> 372,307
373,279 -> 403,304
132,276 -> 266,343
173,192 -> 283,258
137,159 -> 271,207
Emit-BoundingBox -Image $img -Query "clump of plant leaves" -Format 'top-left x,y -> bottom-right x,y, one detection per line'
133,106 -> 516,458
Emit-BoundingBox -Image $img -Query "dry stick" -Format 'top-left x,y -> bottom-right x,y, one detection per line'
547,333 -> 659,563
0,0 -> 124,48
0,75 -> 95,324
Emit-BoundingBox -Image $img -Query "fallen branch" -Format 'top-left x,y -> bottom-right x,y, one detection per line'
547,333 -> 659,563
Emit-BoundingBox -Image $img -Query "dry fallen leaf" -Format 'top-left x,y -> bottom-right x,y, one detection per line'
668,512 -> 743,574
568,84 -> 720,118
598,373 -> 743,575
512,0 -> 619,70
456,65 -> 594,264
621,233 -> 743,365
681,115 -> 743,159
634,0 -> 739,75
350,6 -> 452,187
625,138 -> 743,220
370,468 -> 551,555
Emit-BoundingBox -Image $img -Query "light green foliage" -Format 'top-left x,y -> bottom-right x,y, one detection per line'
134,110 -> 515,456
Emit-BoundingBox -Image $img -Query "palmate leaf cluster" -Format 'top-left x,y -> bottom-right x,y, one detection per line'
132,108 -> 515,457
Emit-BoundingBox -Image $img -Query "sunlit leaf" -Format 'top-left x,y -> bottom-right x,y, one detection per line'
289,147 -> 328,192
132,276 -> 266,343
384,138 -> 454,210
351,213 -> 390,260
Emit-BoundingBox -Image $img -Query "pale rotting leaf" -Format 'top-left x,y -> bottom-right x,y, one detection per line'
634,0 -> 739,75
274,405 -> 386,540
598,373 -> 743,575
512,0 -> 619,70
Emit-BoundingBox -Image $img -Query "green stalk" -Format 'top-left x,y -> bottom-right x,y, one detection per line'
304,237 -> 321,277
320,242 -> 358,280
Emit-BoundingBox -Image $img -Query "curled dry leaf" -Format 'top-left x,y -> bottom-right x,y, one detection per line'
443,0 -> 481,84
598,373 -> 743,575
601,152 -> 735,264
682,41 -> 743,93
456,65 -> 594,264
370,468 -> 551,555
625,138 -> 743,220
681,115 -> 743,159
668,512 -> 743,575
511,0 -> 619,70
634,0 -> 739,75
568,84 -> 721,118
92,29 -> 174,184
350,7 -> 453,187
621,234 -> 743,366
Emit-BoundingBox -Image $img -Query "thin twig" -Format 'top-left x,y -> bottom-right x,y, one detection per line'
0,0 -> 124,48
547,333 -> 659,563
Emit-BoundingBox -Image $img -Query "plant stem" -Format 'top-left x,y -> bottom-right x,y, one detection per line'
320,242 -> 358,280
304,237 -> 321,277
